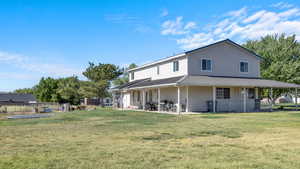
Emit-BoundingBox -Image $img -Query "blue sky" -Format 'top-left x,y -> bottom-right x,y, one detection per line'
0,0 -> 300,91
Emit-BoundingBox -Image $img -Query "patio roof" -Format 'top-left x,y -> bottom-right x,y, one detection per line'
128,76 -> 184,89
178,76 -> 300,88
114,75 -> 300,90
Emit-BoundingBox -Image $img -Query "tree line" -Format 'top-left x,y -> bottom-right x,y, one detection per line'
14,63 -> 137,105
15,34 -> 300,103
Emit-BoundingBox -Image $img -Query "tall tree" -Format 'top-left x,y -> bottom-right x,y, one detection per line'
34,77 -> 60,102
113,63 -> 137,86
82,62 -> 122,99
243,34 -> 300,101
83,62 -> 122,82
57,76 -> 81,105
14,88 -> 35,94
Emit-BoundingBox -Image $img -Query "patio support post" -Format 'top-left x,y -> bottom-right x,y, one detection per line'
177,87 -> 181,114
296,88 -> 298,109
213,86 -> 216,113
158,88 -> 161,112
255,88 -> 259,99
243,88 -> 247,112
120,92 -> 124,109
142,90 -> 146,110
186,86 -> 189,112
270,88 -> 273,111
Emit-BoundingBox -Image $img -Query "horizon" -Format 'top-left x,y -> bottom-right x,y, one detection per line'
0,0 -> 300,91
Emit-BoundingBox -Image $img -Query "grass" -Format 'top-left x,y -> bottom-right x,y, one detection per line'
1,109 -> 300,169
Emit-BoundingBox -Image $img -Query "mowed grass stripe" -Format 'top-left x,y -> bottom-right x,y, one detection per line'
1,109 -> 300,169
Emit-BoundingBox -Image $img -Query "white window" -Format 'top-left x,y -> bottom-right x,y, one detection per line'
240,61 -> 248,73
173,61 -> 179,72
157,66 -> 160,75
131,72 -> 134,80
201,59 -> 212,71
216,88 -> 230,99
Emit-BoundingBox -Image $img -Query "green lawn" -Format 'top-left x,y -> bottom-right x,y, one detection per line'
1,109 -> 300,169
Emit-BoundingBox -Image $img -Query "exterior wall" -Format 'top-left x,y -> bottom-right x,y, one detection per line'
122,92 -> 131,108
129,56 -> 188,82
123,86 -> 256,112
188,42 -> 260,78
188,86 -> 256,112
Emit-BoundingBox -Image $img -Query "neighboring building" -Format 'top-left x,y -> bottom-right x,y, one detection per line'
112,39 -> 300,113
82,97 -> 112,106
0,93 -> 37,105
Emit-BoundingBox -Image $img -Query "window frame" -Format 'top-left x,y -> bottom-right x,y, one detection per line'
173,61 -> 179,72
240,61 -> 249,73
216,88 -> 231,99
157,66 -> 160,75
131,72 -> 135,80
201,58 -> 212,72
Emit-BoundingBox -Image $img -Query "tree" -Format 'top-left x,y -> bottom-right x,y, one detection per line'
57,76 -> 81,105
243,34 -> 300,101
82,62 -> 122,99
83,62 -> 122,82
34,77 -> 60,102
113,63 -> 137,86
14,88 -> 35,94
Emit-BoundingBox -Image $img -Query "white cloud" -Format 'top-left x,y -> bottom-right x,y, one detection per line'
226,7 -> 247,17
161,16 -> 196,35
0,51 -> 82,79
161,5 -> 300,50
271,2 -> 294,9
160,9 -> 169,17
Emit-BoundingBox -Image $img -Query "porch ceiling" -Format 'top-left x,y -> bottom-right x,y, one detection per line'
178,76 -> 300,88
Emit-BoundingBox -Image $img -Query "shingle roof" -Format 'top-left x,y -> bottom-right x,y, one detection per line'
114,75 -> 300,90
128,76 -> 184,88
0,93 -> 36,103
112,78 -> 150,90
178,76 -> 300,88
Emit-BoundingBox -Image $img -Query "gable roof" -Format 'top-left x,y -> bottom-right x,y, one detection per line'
128,39 -> 262,72
186,39 -> 262,60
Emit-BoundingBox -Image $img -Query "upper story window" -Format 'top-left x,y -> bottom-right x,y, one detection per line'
173,61 -> 179,72
216,88 -> 230,99
240,61 -> 249,73
131,72 -> 134,80
201,59 -> 212,72
157,66 -> 160,75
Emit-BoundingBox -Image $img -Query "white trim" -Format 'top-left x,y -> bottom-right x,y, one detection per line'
212,86 -> 216,112
173,60 -> 179,72
128,83 -> 177,90
243,88 -> 247,112
158,88 -> 161,112
186,86 -> 189,112
239,60 -> 249,74
128,53 -> 186,72
201,58 -> 213,72
177,87 -> 181,114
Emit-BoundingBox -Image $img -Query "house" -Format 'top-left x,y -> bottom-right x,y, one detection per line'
112,39 -> 300,113
0,93 -> 37,105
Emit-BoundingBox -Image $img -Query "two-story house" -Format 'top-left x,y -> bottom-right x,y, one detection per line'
112,39 -> 299,113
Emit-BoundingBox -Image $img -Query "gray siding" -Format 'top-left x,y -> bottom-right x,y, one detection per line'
188,42 -> 260,78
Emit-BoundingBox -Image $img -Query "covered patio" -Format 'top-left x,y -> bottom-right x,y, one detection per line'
113,76 -> 300,114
